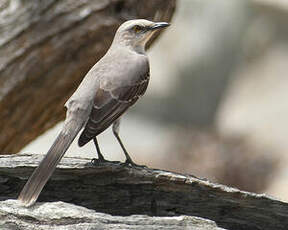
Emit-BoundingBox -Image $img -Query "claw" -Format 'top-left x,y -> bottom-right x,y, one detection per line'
91,158 -> 121,165
91,157 -> 109,165
122,159 -> 147,168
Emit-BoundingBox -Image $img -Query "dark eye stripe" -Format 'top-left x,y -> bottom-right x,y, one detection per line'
131,25 -> 145,32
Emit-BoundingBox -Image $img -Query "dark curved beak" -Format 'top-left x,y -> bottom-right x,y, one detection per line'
149,22 -> 170,31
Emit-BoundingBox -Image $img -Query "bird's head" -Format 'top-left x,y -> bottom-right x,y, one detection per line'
112,19 -> 170,53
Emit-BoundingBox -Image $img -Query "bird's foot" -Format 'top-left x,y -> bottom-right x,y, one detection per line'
121,159 -> 147,168
91,157 -> 109,165
91,158 -> 121,165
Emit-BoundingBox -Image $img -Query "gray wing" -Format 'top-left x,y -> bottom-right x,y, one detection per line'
78,57 -> 149,147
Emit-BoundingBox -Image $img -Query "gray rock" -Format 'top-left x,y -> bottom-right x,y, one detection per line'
0,200 -> 225,230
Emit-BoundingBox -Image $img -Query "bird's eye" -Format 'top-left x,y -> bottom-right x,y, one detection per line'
133,25 -> 143,33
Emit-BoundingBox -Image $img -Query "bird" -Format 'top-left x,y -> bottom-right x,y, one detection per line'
18,19 -> 170,207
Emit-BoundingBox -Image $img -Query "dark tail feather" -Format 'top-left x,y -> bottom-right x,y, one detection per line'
18,123 -> 81,206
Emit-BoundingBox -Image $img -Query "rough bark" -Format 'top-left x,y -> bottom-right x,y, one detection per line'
1,154 -> 288,230
0,0 -> 176,153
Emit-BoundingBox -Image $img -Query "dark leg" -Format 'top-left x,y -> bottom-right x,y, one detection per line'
91,136 -> 107,164
112,119 -> 144,167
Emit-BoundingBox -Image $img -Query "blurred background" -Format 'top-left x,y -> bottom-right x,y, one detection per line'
21,0 -> 288,201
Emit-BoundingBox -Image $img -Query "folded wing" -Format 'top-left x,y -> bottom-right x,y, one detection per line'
78,57 -> 149,147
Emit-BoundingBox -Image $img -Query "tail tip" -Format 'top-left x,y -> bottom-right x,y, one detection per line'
18,194 -> 36,207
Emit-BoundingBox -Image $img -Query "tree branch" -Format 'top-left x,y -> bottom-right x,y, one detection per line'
1,154 -> 287,230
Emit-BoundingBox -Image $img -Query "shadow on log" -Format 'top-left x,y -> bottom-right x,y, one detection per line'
0,0 -> 176,153
1,154 -> 288,230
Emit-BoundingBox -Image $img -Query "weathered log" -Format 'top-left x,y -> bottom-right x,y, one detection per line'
0,0 -> 176,153
1,154 -> 288,230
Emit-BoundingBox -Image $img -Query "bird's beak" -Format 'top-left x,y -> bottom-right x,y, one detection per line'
149,22 -> 170,31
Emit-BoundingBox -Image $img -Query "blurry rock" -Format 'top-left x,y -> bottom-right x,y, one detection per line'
160,128 -> 280,193
136,0 -> 249,126
217,0 -> 288,199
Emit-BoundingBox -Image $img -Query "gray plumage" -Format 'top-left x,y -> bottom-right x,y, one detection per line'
18,19 -> 169,206
78,48 -> 149,146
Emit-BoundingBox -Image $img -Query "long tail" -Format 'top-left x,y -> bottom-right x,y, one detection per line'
18,121 -> 82,207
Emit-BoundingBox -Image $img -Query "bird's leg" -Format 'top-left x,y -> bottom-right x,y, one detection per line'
91,137 -> 107,164
112,119 -> 145,167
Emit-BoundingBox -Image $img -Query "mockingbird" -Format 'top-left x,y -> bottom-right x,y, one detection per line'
18,19 -> 169,206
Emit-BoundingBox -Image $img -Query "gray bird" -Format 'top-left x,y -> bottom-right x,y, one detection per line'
18,19 -> 170,206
